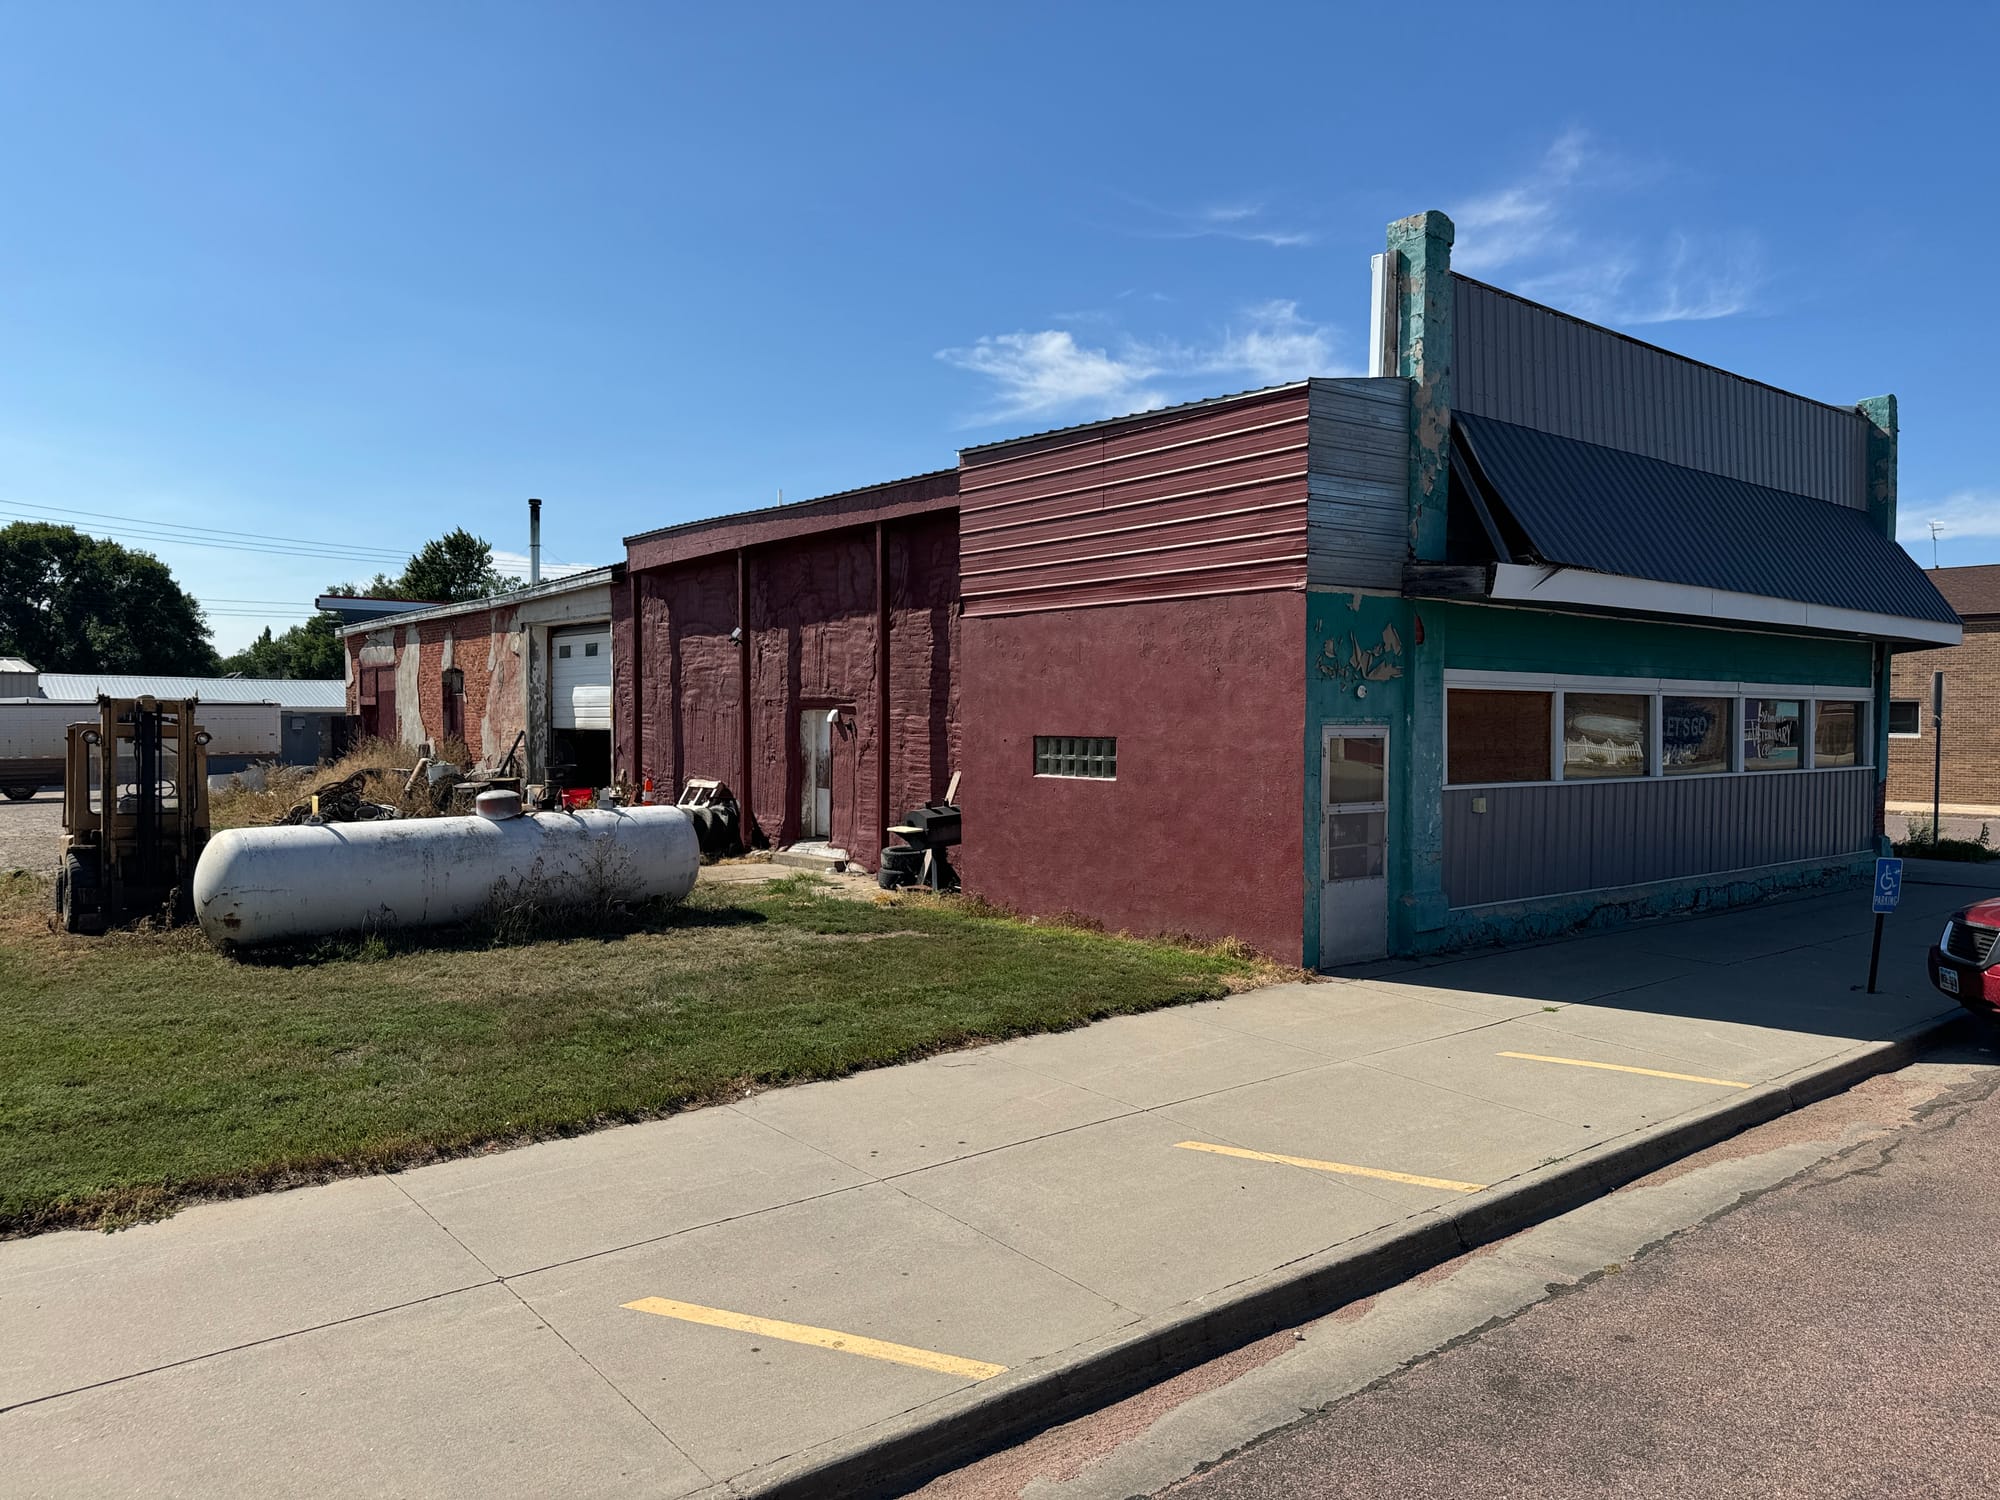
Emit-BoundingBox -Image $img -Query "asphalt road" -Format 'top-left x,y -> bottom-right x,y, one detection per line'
1160,1051 -> 2000,1500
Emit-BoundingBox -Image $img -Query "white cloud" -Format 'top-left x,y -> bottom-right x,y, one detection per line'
1205,300 -> 1334,385
1124,196 -> 1315,249
1897,491 -> 2000,546
1450,129 -> 1591,274
937,301 -> 1343,425
1452,132 -> 1763,325
933,330 -> 1170,424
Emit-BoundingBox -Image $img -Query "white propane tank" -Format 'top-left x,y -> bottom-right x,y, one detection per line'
193,805 -> 701,948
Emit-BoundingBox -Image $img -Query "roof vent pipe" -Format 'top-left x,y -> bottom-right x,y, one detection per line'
1368,253 -> 1400,379
528,497 -> 542,586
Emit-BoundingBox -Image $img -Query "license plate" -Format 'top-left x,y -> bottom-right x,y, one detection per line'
1940,968 -> 1960,995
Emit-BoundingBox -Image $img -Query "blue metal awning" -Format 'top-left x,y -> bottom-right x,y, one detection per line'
1452,412 -> 1959,641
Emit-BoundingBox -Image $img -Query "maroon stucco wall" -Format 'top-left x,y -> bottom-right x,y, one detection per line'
614,508 -> 959,867
957,589 -> 1306,962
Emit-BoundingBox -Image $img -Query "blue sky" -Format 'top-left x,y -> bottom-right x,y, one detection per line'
1,1 -> 1993,653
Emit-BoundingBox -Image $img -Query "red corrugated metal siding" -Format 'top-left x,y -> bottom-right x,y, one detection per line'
959,387 -> 1312,616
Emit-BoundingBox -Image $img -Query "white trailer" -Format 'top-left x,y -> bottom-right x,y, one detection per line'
0,698 -> 281,799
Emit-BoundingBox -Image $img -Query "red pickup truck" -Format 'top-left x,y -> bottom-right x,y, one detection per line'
1929,899 -> 2000,1018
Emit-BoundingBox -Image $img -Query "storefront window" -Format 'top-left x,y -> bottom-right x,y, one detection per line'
1814,701 -> 1862,768
1662,696 -> 1731,776
1447,690 -> 1552,784
1561,693 -> 1650,779
1744,699 -> 1804,771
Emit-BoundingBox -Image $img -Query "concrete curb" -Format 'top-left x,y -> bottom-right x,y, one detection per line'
701,1006 -> 1967,1500
1905,857 -> 2000,890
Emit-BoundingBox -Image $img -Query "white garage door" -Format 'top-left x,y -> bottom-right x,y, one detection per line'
551,627 -> 612,730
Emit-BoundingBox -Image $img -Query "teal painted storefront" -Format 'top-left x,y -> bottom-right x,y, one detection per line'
1303,593 -> 1883,967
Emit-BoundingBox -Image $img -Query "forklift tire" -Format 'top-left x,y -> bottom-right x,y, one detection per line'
57,852 -> 104,935
2,785 -> 35,802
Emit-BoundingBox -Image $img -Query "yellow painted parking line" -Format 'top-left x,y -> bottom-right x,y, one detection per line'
1174,1140 -> 1485,1194
621,1297 -> 1007,1381
1497,1051 -> 1752,1089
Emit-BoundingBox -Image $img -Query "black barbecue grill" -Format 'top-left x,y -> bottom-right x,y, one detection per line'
883,800 -> 961,890
902,802 -> 961,848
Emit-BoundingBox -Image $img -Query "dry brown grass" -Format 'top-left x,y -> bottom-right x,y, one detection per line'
208,739 -> 453,830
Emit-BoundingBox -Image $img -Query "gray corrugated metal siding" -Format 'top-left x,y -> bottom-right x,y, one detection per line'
1442,767 -> 1875,907
1456,412 -> 1958,625
1306,377 -> 1411,592
34,674 -> 348,710
1453,276 -> 1868,509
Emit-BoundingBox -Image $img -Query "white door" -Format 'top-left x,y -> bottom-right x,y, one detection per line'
800,711 -> 832,838
1319,726 -> 1389,966
551,628 -> 612,730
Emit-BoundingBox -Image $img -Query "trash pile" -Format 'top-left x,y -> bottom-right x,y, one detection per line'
272,772 -> 401,826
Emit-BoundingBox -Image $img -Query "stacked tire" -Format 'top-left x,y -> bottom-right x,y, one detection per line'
879,843 -> 925,889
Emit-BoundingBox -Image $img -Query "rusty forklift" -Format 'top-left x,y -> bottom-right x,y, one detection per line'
55,696 -> 211,933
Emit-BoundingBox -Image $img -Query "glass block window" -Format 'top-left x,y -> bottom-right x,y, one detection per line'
1034,736 -> 1116,779
1662,696 -> 1731,776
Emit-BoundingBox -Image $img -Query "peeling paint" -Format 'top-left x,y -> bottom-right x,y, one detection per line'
1857,393 -> 1898,541
1387,209 -> 1455,564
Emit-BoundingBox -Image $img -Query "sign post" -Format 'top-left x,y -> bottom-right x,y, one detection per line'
1932,670 -> 1945,844
1868,856 -> 1904,994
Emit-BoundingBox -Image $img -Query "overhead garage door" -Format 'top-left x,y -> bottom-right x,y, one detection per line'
551,627 -> 612,730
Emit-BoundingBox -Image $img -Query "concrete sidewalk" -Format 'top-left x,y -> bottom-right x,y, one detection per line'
0,883 -> 1967,1498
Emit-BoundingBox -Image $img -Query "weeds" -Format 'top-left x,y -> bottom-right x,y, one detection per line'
1894,815 -> 2000,863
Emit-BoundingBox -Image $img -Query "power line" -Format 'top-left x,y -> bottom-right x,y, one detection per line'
0,510 -> 411,567
199,597 -> 323,606
1,499 -> 414,561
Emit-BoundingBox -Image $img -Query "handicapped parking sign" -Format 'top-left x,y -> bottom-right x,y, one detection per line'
1873,856 -> 1904,915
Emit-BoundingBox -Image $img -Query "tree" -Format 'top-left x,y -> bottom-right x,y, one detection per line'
0,522 -> 220,674
398,529 -> 521,603
219,614 -> 344,680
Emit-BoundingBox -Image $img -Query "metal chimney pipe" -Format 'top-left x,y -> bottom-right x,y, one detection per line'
528,497 -> 542,586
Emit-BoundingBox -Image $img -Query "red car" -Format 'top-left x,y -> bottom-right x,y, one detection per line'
1929,899 -> 2000,1018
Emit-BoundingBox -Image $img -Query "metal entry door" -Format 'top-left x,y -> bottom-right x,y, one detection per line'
1319,726 -> 1388,965
800,710 -> 832,838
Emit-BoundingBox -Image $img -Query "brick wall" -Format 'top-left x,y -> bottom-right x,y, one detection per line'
1887,624 -> 2000,806
343,603 -> 521,759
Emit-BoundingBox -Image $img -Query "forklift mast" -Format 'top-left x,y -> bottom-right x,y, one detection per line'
58,697 -> 211,932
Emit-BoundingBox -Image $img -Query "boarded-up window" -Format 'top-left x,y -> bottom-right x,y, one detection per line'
441,666 -> 465,741
1447,691 -> 1551,784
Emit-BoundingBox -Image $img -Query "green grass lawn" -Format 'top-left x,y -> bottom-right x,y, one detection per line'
0,871 -> 1269,1237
